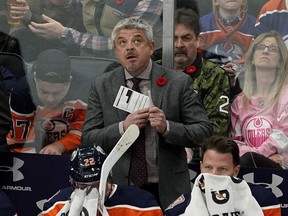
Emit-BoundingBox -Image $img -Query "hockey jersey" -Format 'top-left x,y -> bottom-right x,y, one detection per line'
42,184 -> 163,216
199,12 -> 256,66
231,85 -> 288,160
7,100 -> 86,153
165,177 -> 281,216
255,0 -> 288,47
7,77 -> 87,153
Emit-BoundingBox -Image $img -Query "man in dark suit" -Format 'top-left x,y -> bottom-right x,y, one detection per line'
81,17 -> 212,210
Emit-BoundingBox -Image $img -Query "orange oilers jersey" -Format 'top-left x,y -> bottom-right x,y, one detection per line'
7,108 -> 35,153
7,99 -> 87,153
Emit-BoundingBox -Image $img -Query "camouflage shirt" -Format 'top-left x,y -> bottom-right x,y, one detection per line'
183,54 -> 231,136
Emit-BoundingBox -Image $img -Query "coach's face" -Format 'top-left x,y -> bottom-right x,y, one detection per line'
114,28 -> 154,77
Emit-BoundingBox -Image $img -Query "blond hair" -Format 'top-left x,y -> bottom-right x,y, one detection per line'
243,30 -> 288,108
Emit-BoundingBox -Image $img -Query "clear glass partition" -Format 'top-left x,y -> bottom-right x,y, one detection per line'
0,0 -> 286,159
1,1 -> 288,215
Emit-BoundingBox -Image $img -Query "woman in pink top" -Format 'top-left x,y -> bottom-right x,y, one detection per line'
231,30 -> 288,169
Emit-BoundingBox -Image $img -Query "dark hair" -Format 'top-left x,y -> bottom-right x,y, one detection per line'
175,8 -> 200,37
176,0 -> 199,16
201,136 -> 240,166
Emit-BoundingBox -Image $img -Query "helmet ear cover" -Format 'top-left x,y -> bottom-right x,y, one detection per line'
69,145 -> 108,184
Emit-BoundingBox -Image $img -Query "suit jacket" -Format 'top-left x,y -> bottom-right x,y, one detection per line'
81,61 -> 212,209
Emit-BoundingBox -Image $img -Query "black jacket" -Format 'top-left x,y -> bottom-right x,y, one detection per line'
0,72 -> 11,145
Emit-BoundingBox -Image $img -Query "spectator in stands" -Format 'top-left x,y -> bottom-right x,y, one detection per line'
255,0 -> 288,47
231,30 -> 288,169
42,145 -> 163,216
199,0 -> 256,66
153,0 -> 200,62
7,49 -> 86,154
172,7 -> 231,163
81,17 -> 212,210
26,0 -> 163,59
165,136 -> 281,216
199,0 -> 256,89
7,0 -> 85,61
174,8 -> 230,137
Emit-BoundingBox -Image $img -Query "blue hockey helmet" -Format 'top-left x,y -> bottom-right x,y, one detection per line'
69,145 -> 108,183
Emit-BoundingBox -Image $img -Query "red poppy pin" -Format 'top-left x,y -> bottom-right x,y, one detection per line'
116,0 -> 124,4
156,76 -> 167,86
186,65 -> 197,74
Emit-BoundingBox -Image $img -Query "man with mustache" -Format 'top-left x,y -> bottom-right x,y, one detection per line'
174,8 -> 231,137
81,17 -> 212,210
174,8 -> 231,162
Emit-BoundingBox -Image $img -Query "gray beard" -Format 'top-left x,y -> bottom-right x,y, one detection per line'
174,56 -> 190,69
126,64 -> 138,72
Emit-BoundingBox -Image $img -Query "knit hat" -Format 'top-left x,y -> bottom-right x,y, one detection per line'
34,49 -> 71,83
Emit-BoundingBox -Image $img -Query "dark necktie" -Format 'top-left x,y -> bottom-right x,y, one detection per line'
129,78 -> 147,186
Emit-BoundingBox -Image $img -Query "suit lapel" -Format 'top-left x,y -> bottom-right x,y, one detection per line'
151,62 -> 167,108
110,67 -> 129,120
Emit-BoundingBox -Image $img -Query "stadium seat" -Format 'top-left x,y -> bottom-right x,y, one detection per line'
0,52 -> 26,80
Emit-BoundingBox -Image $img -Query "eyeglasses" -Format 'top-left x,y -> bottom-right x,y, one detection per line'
254,44 -> 280,53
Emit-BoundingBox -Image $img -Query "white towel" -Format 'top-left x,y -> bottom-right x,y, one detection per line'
56,187 -> 99,216
184,173 -> 264,216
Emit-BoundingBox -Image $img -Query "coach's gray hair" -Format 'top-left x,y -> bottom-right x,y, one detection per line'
111,18 -> 154,46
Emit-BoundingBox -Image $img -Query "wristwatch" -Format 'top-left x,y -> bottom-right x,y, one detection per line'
59,27 -> 69,40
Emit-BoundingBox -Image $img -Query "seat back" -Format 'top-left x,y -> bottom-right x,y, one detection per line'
66,56 -> 117,103
0,52 -> 26,80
